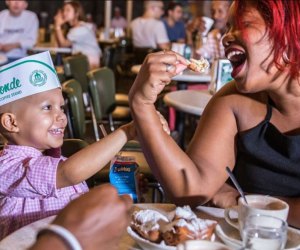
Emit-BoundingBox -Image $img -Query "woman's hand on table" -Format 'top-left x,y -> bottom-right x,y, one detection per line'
129,51 -> 188,106
208,183 -> 239,208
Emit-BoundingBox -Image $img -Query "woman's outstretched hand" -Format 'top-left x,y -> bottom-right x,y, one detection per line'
129,51 -> 188,106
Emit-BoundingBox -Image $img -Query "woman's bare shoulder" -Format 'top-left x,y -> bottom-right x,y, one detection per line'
210,81 -> 269,131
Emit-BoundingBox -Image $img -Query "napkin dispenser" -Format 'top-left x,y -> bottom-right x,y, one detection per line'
109,155 -> 140,203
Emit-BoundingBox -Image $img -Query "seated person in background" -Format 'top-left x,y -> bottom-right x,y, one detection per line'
111,6 -> 128,30
129,0 -> 300,228
130,1 -> 170,50
196,0 -> 231,61
30,184 -> 132,250
85,13 -> 97,34
54,0 -> 101,69
0,51 -> 135,239
0,0 -> 38,63
162,2 -> 186,44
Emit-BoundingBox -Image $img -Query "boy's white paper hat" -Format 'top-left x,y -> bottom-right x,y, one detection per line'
0,51 -> 61,106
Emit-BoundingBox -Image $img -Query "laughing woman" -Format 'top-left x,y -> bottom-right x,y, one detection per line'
129,0 -> 300,228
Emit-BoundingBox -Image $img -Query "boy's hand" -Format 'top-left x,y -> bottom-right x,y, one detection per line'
120,121 -> 137,141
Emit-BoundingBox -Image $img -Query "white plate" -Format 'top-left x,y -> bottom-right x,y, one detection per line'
215,220 -> 300,250
127,226 -> 217,250
177,240 -> 231,250
127,226 -> 175,250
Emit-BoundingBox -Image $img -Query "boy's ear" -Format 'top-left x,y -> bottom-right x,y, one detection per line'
0,113 -> 19,133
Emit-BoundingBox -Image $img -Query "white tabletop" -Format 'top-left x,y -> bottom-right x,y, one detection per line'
163,90 -> 213,116
0,204 -> 225,250
173,69 -> 211,83
30,46 -> 72,54
2,204 -> 299,250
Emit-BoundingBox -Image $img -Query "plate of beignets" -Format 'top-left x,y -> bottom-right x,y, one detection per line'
128,205 -> 217,250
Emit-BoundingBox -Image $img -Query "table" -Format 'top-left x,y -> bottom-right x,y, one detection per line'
30,47 -> 72,54
163,90 -> 212,116
131,65 -> 211,90
164,90 -> 212,148
173,70 -> 211,90
28,46 -> 72,66
0,204 -> 226,250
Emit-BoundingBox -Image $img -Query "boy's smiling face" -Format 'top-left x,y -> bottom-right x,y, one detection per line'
2,88 -> 67,151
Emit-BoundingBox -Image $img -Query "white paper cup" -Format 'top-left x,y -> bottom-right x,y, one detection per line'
202,16 -> 214,36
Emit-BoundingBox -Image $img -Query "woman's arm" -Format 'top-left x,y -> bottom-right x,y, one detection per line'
129,51 -> 239,206
56,123 -> 135,188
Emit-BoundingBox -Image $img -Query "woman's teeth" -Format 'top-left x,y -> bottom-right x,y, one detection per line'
227,50 -> 246,67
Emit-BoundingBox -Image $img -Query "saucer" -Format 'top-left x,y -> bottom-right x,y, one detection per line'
127,226 -> 175,250
215,220 -> 300,250
127,227 -> 216,250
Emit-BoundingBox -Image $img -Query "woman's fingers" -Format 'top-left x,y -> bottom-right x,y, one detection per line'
150,50 -> 189,66
147,51 -> 188,76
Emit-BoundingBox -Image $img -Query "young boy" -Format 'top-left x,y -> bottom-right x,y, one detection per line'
0,51 -> 137,239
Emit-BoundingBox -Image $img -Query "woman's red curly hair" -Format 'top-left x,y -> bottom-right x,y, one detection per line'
234,0 -> 300,78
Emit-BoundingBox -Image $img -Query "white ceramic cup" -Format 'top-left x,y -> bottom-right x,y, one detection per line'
224,195 -> 289,238
202,16 -> 214,36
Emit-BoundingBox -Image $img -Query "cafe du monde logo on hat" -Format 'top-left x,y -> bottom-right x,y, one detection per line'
0,51 -> 61,106
29,69 -> 47,87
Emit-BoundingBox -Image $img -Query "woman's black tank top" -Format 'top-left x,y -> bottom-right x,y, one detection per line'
234,104 -> 300,196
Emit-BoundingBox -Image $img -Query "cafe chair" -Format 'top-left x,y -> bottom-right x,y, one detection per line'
133,47 -> 156,65
62,55 -> 100,139
62,79 -> 86,140
62,79 -> 98,141
61,138 -> 89,157
63,54 -> 90,93
87,67 -> 131,132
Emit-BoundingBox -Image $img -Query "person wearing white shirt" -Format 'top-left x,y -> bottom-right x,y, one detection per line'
111,6 -> 127,30
130,1 -> 170,50
54,1 -> 101,69
0,0 -> 38,62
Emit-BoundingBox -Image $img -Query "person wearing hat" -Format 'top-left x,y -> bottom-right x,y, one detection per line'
0,51 -> 137,239
0,0 -> 38,63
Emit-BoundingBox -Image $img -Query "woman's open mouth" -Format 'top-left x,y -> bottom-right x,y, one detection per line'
225,48 -> 247,78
